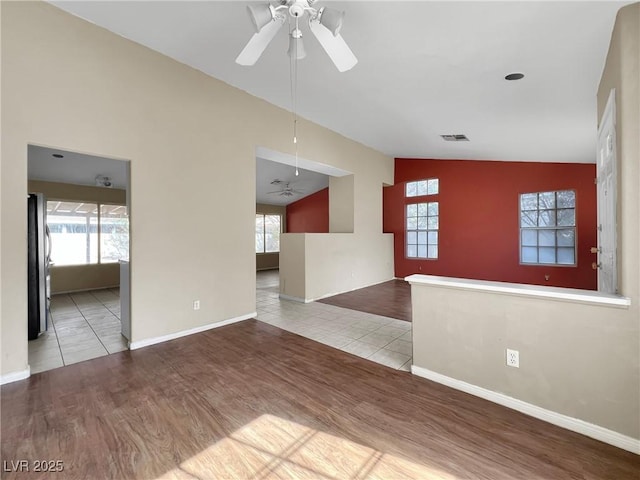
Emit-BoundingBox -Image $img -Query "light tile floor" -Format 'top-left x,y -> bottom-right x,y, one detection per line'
256,270 -> 413,371
28,288 -> 128,374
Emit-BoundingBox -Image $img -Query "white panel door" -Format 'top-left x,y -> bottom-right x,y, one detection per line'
596,89 -> 617,294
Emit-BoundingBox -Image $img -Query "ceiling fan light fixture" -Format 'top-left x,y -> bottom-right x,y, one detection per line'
247,3 -> 275,33
318,7 -> 344,36
288,30 -> 306,59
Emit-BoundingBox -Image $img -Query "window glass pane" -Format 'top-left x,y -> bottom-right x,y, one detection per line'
557,190 -> 575,208
416,181 -> 428,196
407,245 -> 417,257
520,193 -> 538,211
428,202 -> 438,216
539,247 -> 556,264
427,216 -> 438,229
417,245 -> 427,258
406,182 -> 417,197
407,231 -> 417,244
47,201 -> 98,266
521,247 -> 538,263
407,204 -> 417,217
538,191 -> 556,209
538,210 -> 556,227
417,216 -> 428,229
521,230 -> 537,246
557,248 -> 575,265
538,230 -> 555,247
557,229 -> 575,247
417,203 -> 428,216
100,204 -> 129,263
520,211 -> 537,227
557,209 -> 575,226
427,179 -> 439,195
427,231 -> 438,245
264,215 -> 281,253
255,215 -> 265,253
427,245 -> 438,259
417,231 -> 427,245
407,217 -> 417,229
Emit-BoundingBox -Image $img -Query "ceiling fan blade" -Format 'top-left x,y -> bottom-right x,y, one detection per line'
236,17 -> 285,66
309,20 -> 357,72
266,190 -> 284,194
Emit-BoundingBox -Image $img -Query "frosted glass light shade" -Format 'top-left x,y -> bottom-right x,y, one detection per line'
288,35 -> 306,59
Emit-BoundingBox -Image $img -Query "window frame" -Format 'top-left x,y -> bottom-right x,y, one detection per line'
255,213 -> 282,254
404,178 -> 439,261
406,201 -> 439,260
46,199 -> 129,266
406,178 -> 439,197
518,189 -> 577,267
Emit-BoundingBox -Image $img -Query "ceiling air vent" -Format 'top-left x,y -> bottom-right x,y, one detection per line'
441,134 -> 469,142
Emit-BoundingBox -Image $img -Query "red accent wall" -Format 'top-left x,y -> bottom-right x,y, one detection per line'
385,158 -> 597,290
286,188 -> 329,233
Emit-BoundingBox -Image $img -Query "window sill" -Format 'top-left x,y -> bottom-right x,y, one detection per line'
405,274 -> 631,309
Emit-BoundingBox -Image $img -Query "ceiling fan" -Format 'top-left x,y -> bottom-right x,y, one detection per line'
236,0 -> 358,72
267,180 -> 305,197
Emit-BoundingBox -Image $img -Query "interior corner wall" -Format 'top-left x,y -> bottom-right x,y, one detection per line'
0,1 -> 393,377
387,159 -> 598,289
286,188 -> 329,233
597,1 -> 640,301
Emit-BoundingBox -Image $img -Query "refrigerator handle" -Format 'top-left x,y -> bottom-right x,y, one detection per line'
45,224 -> 52,263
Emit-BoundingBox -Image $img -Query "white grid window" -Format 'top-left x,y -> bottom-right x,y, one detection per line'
256,214 -> 281,253
406,202 -> 438,259
406,179 -> 439,197
520,190 -> 576,265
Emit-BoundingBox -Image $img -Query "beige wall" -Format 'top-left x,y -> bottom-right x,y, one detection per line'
28,180 -> 126,204
28,180 -> 127,293
411,3 -> 640,441
50,264 -> 120,294
0,2 -> 393,376
280,233 -> 394,302
256,203 -> 285,271
329,175 -> 354,233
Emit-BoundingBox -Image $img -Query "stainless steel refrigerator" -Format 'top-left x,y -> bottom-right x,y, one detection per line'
27,193 -> 51,340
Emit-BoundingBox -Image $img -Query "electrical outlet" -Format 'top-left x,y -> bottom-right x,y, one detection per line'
506,348 -> 519,368
193,300 -> 200,311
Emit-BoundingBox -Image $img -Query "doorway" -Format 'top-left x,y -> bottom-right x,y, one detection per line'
27,145 -> 131,373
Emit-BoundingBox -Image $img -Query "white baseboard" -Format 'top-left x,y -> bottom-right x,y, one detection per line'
1,367 -> 31,385
129,312 -> 256,350
411,365 -> 640,455
299,277 -> 397,304
53,285 -> 120,295
279,293 -> 310,303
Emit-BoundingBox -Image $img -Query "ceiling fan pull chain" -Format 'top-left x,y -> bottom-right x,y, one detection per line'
292,13 -> 299,176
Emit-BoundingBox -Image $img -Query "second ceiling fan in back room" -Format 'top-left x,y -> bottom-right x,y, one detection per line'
236,0 -> 358,72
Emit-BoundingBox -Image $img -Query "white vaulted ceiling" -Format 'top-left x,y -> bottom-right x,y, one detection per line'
49,1 -> 629,164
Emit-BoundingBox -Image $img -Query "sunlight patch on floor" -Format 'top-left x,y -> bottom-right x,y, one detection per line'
157,414 -> 454,479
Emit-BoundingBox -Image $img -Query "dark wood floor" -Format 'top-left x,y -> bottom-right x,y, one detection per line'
318,279 -> 412,322
2,320 -> 638,479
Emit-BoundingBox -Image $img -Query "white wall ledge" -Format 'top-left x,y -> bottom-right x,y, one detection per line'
405,275 -> 631,309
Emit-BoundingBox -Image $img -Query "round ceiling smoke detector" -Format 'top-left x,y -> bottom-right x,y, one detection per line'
505,73 -> 525,81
